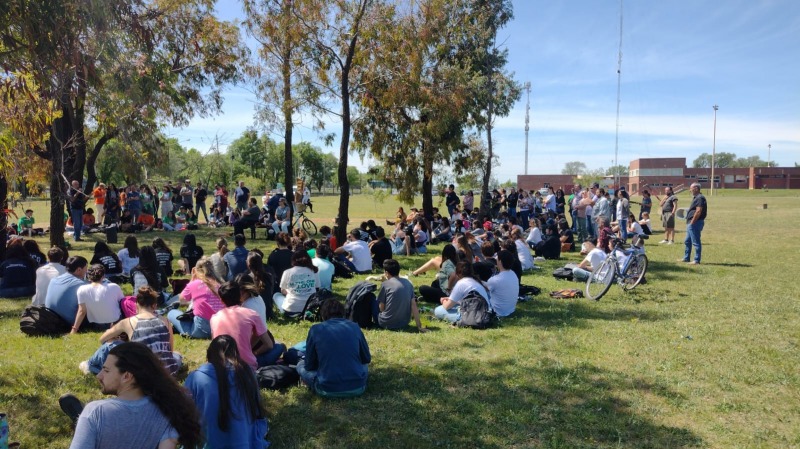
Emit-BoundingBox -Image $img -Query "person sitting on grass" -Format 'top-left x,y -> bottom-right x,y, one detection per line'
167,258 -> 223,339
312,244 -> 335,291
223,234 -> 249,281
45,256 -> 89,326
373,259 -> 426,332
272,250 -> 320,316
417,244 -> 458,303
215,281 -> 285,368
72,264 -> 123,334
486,250 -> 519,317
32,246 -> 66,306
571,237 -> 607,282
117,235 -> 140,277
61,342 -> 200,449
90,241 -> 124,282
178,233 -> 204,274
334,228 -> 373,273
368,226 -> 392,269
184,335 -> 271,449
297,299 -> 371,398
17,209 -> 36,237
511,228 -> 535,270
82,286 -> 181,376
434,261 -> 489,324
0,239 -> 38,298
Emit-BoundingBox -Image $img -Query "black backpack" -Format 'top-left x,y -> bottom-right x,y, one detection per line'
552,267 -> 574,281
20,305 -> 71,336
255,365 -> 299,390
331,258 -> 354,279
344,281 -> 377,329
458,290 -> 497,329
301,288 -> 335,322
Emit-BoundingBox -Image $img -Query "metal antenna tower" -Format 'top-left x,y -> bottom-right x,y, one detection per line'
524,82 -> 531,175
613,0 -> 624,188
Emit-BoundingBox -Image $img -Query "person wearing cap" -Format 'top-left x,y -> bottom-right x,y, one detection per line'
92,183 -> 107,224
180,179 -> 193,211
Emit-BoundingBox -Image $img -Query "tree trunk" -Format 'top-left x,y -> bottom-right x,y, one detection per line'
0,175 -> 8,261
480,69 -> 494,218
421,141 -> 434,220
281,0 -> 295,224
48,131 -> 67,249
335,68 -> 352,245
85,131 -> 118,191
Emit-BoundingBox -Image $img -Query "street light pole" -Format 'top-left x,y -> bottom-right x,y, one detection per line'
767,144 -> 771,168
524,82 -> 531,175
711,104 -> 718,196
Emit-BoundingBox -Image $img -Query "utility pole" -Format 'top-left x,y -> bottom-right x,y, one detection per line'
711,104 -> 718,196
524,82 -> 531,175
613,0 -> 624,189
767,144 -> 771,167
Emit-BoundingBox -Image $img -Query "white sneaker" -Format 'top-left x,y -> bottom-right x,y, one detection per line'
667,240 -> 674,245
659,240 -> 669,244
78,361 -> 91,375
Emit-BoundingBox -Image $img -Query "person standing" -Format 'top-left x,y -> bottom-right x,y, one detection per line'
234,181 -> 250,211
445,184 -> 460,218
68,180 -> 87,241
193,181 -> 208,224
180,180 -> 194,211
680,183 -> 707,265
92,183 -> 106,224
656,186 -> 678,244
60,342 -> 202,449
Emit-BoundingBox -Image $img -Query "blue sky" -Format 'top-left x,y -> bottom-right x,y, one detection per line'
166,0 -> 800,181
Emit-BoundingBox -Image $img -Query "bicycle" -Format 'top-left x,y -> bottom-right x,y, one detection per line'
585,236 -> 648,301
292,207 -> 318,236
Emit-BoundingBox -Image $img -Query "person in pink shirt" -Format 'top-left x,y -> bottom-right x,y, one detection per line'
213,281 -> 285,369
167,258 -> 223,339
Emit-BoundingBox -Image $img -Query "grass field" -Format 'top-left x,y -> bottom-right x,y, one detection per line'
1,189 -> 799,448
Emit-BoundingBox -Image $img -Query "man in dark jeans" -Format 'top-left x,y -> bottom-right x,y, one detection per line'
233,198 -> 261,237
445,184 -> 460,218
680,183 -> 707,265
193,181 -> 208,224
68,180 -> 87,241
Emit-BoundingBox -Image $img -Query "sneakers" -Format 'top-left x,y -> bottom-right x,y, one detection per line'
59,393 -> 84,425
78,361 -> 91,375
659,239 -> 669,244
667,240 -> 674,245
687,261 -> 699,265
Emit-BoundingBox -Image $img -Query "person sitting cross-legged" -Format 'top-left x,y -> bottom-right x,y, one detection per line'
372,259 -> 426,332
434,261 -> 489,324
571,237 -> 607,282
296,300 -> 371,397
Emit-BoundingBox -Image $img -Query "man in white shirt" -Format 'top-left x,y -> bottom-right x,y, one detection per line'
571,237 -> 607,282
487,250 -> 520,317
334,229 -> 373,273
32,246 -> 66,306
72,264 -> 124,333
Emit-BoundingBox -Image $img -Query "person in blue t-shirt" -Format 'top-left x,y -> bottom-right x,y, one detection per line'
223,234 -> 249,281
296,300 -> 371,397
44,256 -> 89,329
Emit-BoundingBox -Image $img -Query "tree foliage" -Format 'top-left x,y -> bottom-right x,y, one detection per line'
562,161 -> 587,175
692,152 -> 771,168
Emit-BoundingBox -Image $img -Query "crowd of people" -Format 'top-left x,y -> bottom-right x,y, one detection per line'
1,178 -> 709,447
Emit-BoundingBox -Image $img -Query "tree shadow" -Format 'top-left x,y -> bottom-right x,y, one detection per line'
265,357 -> 702,448
503,300 -> 669,330
699,262 -> 753,268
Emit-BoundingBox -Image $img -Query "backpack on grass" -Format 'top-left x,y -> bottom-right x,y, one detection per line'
552,267 -> 574,281
344,281 -> 377,329
20,305 -> 71,336
458,291 -> 497,329
301,288 -> 335,322
549,289 -> 583,299
256,365 -> 299,390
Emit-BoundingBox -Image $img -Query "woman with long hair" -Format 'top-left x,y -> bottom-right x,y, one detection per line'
131,246 -> 167,295
152,237 -> 174,277
418,244 -> 459,303
555,188 -> 566,215
167,257 -> 223,339
23,239 -> 46,266
185,335 -> 269,448
272,250 -> 320,315
90,241 -> 123,280
117,235 -> 140,276
433,261 -> 489,324
615,189 -> 631,241
511,228 -> 535,271
84,286 -> 181,376
267,232 -> 293,287
178,233 -> 204,274
208,237 -> 229,281
247,252 -> 276,317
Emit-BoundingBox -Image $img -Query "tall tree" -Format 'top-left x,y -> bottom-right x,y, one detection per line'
0,0 -> 244,247
562,161 -> 587,175
297,0 -> 381,244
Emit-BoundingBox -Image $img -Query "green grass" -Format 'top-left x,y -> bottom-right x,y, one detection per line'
2,190 -> 800,448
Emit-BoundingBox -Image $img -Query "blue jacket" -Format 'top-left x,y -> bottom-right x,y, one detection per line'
185,363 -> 270,449
306,318 -> 371,393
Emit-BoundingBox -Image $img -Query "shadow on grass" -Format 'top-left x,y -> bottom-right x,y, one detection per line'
699,262 -> 753,268
503,299 -> 669,330
266,357 -> 702,449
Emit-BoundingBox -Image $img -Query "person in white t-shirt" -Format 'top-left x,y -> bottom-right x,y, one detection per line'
487,250 -> 520,317
511,228 -> 535,271
32,246 -> 67,306
434,262 -> 489,323
72,264 -> 124,333
273,250 -> 321,315
334,229 -> 373,273
572,237 -> 607,282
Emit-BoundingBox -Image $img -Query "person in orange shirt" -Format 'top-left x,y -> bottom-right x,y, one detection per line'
92,183 -> 107,223
83,208 -> 98,231
136,213 -> 156,232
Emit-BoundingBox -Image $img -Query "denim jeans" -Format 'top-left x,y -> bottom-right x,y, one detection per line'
683,220 -> 704,263
87,341 -> 124,374
570,210 -> 578,232
434,305 -> 460,323
167,310 -> 212,339
256,343 -> 287,367
572,267 -> 591,282
508,207 -> 517,218
71,208 -> 83,240
576,216 -> 587,242
272,220 -> 290,234
619,218 -> 628,241
195,202 -> 208,223
296,360 -> 367,397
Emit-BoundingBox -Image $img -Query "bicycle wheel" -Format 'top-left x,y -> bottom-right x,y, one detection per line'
585,257 -> 616,301
622,253 -> 648,291
302,217 -> 318,235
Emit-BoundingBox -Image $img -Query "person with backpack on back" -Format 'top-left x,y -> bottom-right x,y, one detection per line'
372,259 -> 426,332
434,261 -> 489,324
297,300 -> 371,397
